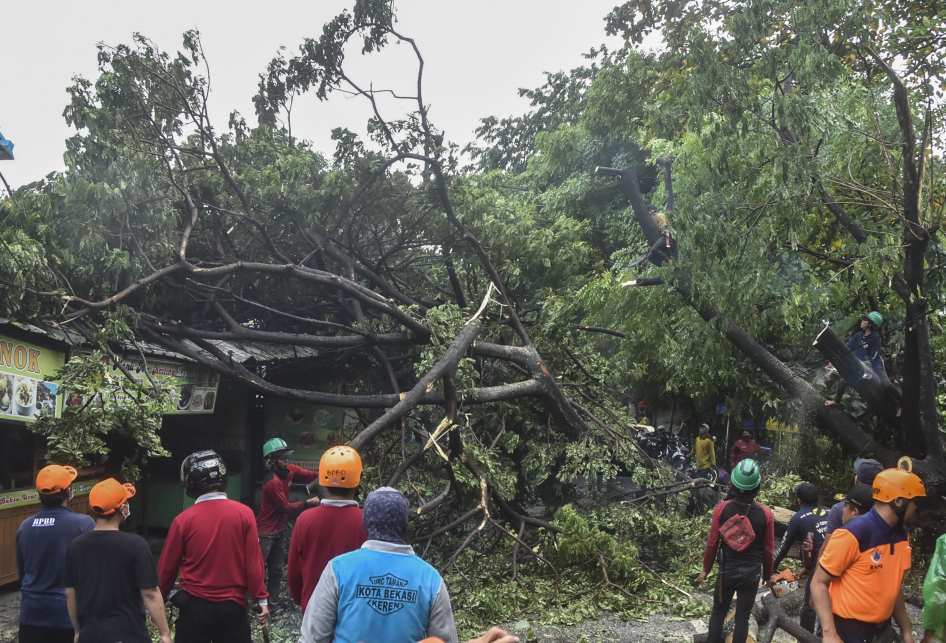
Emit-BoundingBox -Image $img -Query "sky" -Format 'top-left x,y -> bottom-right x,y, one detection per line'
0,1 -> 627,188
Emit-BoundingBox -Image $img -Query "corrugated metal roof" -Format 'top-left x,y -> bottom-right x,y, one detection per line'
0,318 -> 319,365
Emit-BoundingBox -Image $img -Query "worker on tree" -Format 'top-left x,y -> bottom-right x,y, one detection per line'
288,446 -> 368,613
922,532 -> 946,643
16,465 -> 94,643
825,459 -> 884,535
300,487 -> 459,643
696,459 -> 775,643
646,204 -> 675,265
730,429 -> 763,468
687,423 -> 716,479
811,469 -> 924,643
825,312 -> 901,410
257,437 -> 319,613
158,451 -> 269,642
771,483 -> 829,633
63,479 -> 171,643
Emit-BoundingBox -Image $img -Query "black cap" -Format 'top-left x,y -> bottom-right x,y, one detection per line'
854,459 -> 884,486
844,484 -> 875,512
793,482 -> 819,504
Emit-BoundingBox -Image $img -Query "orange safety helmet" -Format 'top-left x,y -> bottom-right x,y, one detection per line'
319,446 -> 363,488
872,468 -> 926,503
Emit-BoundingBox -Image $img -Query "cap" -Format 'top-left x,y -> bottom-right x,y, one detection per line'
854,459 -> 884,485
36,465 -> 78,495
793,482 -> 819,504
90,478 -> 136,515
844,484 -> 875,512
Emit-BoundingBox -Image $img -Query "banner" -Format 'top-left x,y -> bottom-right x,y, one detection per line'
68,352 -> 219,415
265,398 -> 358,469
0,334 -> 65,422
765,417 -> 800,433
0,478 -> 97,511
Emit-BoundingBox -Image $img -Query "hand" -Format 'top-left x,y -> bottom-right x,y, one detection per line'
694,572 -> 707,585
160,635 -> 172,643
306,497 -> 320,507
822,632 -> 844,643
74,633 -> 80,643
902,631 -> 917,643
921,631 -> 936,643
797,568 -> 809,579
256,604 -> 270,626
467,628 -> 520,643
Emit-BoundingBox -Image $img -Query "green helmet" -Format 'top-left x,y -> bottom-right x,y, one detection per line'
263,437 -> 290,459
731,458 -> 761,491
866,311 -> 883,329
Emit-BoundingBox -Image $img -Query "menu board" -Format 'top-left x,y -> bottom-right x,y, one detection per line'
265,398 -> 359,469
0,334 -> 65,422
68,352 -> 219,415
0,478 -> 97,511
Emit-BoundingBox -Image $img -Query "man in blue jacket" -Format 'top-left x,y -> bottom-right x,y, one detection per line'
16,465 -> 94,643
772,483 -> 829,633
300,486 -> 458,643
825,312 -> 900,409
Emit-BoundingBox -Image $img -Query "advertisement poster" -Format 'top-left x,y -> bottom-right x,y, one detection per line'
0,478 -> 97,511
265,398 -> 358,469
0,334 -> 65,422
68,352 -> 219,415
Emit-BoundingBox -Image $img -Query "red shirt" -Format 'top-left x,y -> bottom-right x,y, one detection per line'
256,464 -> 319,536
287,502 -> 368,611
730,439 -> 760,466
157,495 -> 267,605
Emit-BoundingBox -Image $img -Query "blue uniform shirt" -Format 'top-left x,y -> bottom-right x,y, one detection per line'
16,504 -> 95,628
774,503 -> 829,569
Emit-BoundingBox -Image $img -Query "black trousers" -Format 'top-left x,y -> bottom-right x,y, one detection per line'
800,580 -> 816,633
707,566 -> 760,643
175,595 -> 252,643
259,531 -> 287,607
19,623 -> 75,643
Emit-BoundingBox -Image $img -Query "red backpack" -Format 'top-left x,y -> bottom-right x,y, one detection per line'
719,501 -> 757,552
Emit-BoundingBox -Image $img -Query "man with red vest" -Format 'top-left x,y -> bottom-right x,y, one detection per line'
288,446 -> 368,612
257,437 -> 320,612
158,451 -> 269,642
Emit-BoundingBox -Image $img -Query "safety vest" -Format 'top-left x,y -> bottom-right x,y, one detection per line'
332,547 -> 443,643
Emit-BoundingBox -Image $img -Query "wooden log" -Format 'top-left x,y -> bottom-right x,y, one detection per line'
814,325 -> 900,425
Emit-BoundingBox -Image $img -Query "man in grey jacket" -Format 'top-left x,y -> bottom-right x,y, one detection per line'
300,487 -> 458,643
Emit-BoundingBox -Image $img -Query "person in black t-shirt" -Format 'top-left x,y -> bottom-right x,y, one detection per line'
63,479 -> 171,643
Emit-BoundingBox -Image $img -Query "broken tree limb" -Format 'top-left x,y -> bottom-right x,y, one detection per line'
620,276 -> 664,287
814,325 -> 901,427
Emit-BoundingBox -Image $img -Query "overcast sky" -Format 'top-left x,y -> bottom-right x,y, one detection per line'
0,1 -> 627,188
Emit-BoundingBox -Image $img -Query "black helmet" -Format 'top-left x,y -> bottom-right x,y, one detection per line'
181,450 -> 228,499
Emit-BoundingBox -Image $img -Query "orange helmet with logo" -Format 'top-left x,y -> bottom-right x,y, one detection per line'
319,446 -> 363,488
872,468 -> 926,502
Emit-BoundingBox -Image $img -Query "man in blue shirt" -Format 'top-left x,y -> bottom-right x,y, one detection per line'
772,483 -> 829,633
826,459 -> 884,535
16,465 -> 94,643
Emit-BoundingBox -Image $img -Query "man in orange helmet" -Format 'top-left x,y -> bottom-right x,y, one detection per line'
811,468 -> 925,643
288,446 -> 368,613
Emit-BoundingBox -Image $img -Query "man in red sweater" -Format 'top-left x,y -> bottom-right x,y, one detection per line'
158,451 -> 269,643
729,430 -> 762,468
257,437 -> 319,612
288,446 -> 368,613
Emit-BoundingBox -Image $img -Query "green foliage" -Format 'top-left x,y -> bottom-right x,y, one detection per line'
29,351 -> 171,480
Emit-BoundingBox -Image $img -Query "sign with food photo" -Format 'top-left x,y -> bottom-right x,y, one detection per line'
0,334 -> 66,422
264,399 -> 359,469
67,352 -> 219,415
